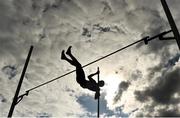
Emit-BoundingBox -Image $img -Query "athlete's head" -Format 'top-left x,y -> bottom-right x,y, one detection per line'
98,80 -> 105,87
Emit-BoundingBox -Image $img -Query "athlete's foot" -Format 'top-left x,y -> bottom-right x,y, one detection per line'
66,46 -> 72,55
61,50 -> 66,60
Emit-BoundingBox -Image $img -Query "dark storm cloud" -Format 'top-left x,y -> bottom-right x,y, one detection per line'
165,53 -> 180,68
2,65 -> 17,80
135,68 -> 180,105
93,24 -> 111,33
81,23 -> 125,38
147,53 -> 180,80
131,69 -> 143,81
147,63 -> 164,80
77,94 -> 128,117
93,24 -> 125,33
134,52 -> 180,116
82,27 -> 91,37
0,94 -> 7,103
113,81 -> 130,104
157,107 -> 180,117
135,104 -> 180,117
134,90 -> 148,103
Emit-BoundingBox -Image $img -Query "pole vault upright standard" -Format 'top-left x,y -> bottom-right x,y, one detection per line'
161,0 -> 180,50
8,46 -> 33,117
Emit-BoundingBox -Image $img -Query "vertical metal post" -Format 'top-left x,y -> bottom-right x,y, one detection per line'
161,0 -> 180,50
8,46 -> 33,117
97,67 -> 100,118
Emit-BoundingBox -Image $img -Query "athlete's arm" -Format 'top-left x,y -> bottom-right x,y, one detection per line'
87,70 -> 99,83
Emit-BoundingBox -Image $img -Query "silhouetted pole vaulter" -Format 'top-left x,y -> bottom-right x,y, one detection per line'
8,46 -> 33,118
97,67 -> 100,118
24,30 -> 173,93
161,0 -> 180,50
61,46 -> 105,99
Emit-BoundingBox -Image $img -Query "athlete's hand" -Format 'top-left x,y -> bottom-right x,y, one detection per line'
96,70 -> 100,74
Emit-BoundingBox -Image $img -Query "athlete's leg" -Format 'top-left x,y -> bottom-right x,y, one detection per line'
62,46 -> 87,88
66,46 -> 81,66
61,50 -> 75,66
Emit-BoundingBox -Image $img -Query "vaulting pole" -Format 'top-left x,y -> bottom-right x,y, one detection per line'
8,46 -> 33,117
161,0 -> 180,50
97,67 -> 100,118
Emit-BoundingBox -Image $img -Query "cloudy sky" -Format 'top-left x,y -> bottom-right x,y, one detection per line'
0,0 -> 180,117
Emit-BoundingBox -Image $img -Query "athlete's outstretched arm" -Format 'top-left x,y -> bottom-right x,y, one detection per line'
87,70 -> 99,83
